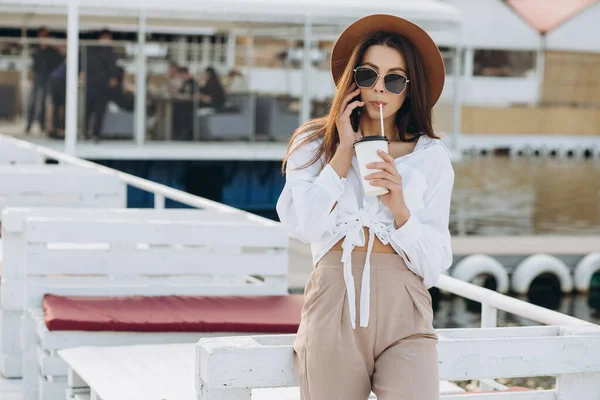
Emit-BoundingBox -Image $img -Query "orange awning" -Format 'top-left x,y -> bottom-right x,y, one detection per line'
506,0 -> 598,34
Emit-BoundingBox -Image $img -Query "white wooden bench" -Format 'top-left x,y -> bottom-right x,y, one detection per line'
195,325 -> 600,399
0,207 -> 271,379
12,213 -> 289,400
0,169 -> 126,378
58,343 -> 462,400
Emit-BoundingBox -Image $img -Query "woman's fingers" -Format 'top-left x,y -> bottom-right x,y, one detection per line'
365,171 -> 401,185
342,100 -> 364,117
377,149 -> 395,163
341,87 -> 361,110
366,161 -> 399,177
368,179 -> 399,191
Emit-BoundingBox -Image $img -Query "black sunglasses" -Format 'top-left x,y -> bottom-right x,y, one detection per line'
353,66 -> 410,95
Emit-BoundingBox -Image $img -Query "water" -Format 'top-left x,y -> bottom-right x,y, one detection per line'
441,156 -> 600,327
450,157 -> 600,236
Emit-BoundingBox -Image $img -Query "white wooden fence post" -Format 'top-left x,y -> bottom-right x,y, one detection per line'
481,303 -> 498,328
480,303 -> 498,391
154,193 -> 165,209
555,326 -> 600,399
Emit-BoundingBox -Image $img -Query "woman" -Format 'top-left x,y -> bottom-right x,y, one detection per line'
276,14 -> 454,400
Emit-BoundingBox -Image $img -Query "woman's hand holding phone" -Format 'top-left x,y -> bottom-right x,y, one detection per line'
336,83 -> 364,150
330,84 -> 363,180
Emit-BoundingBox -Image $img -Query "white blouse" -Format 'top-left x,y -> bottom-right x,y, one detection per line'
276,132 -> 454,329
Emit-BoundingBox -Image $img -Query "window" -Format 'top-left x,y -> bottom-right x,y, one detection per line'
473,49 -> 536,77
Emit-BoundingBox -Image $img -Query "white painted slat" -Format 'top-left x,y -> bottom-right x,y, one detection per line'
38,374 -> 67,400
0,165 -> 81,175
0,354 -> 23,379
1,207 -> 262,279
0,146 -> 43,164
436,326 -> 560,340
25,248 -> 287,277
0,228 -> 26,279
68,369 -> 88,389
5,277 -> 288,310
0,310 -> 21,354
0,168 -> 124,196
0,372 -> 24,392
37,345 -> 69,377
1,170 -> 123,194
59,344 -> 197,400
0,354 -> 21,379
24,219 -> 287,247
438,335 -> 600,379
1,207 -> 259,232
196,329 -> 600,390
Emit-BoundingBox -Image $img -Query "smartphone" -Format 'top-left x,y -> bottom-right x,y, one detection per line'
350,94 -> 361,133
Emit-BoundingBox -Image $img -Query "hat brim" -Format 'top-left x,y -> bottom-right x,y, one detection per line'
331,14 -> 445,108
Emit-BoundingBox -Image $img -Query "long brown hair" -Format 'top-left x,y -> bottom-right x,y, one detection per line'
281,31 -> 439,174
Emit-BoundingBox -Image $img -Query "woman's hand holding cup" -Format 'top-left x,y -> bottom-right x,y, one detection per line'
365,150 -> 410,226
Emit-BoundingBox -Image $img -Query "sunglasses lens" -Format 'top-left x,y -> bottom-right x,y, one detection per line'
354,67 -> 377,88
384,74 -> 407,94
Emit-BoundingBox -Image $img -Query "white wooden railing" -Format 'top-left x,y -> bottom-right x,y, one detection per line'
196,277 -> 600,399
5,134 -> 600,397
196,280 -> 600,398
436,274 -> 597,392
197,325 -> 600,400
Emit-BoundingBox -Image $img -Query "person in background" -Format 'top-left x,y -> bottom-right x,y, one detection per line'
199,66 -> 226,110
48,62 -> 67,139
83,28 -> 119,141
223,68 -> 248,93
163,61 -> 183,96
171,67 -> 200,140
177,66 -> 201,98
26,26 -> 63,135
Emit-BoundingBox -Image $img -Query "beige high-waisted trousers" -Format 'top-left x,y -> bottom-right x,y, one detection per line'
292,250 -> 439,400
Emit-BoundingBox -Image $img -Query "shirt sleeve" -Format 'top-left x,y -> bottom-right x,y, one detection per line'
389,147 -> 454,288
276,134 -> 346,244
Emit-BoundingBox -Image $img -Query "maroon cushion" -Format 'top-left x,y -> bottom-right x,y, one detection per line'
43,293 -> 303,333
